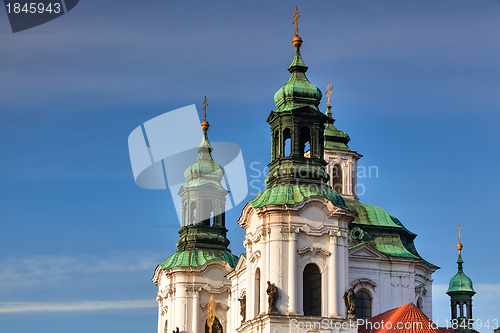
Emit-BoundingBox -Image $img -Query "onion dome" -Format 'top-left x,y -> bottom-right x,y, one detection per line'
273,35 -> 322,111
183,133 -> 224,184
447,235 -> 475,294
183,99 -> 224,185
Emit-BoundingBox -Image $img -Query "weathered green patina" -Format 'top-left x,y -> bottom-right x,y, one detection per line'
344,198 -> 438,267
250,183 -> 348,209
447,254 -> 475,294
161,248 -> 238,270
273,47 -> 322,112
160,121 -> 237,271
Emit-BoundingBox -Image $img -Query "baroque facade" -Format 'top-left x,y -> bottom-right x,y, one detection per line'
152,15 -> 437,333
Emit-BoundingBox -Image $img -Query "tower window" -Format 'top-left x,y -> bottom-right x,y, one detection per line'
190,202 -> 197,225
273,130 -> 280,159
300,127 -> 311,157
332,164 -> 343,193
283,128 -> 291,157
203,200 -> 214,226
354,289 -> 372,320
303,263 -> 321,316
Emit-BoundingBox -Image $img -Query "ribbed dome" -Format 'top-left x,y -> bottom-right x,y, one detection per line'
447,271 -> 475,294
274,47 -> 322,111
446,253 -> 475,294
184,134 -> 224,184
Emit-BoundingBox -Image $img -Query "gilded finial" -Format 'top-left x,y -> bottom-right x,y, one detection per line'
325,81 -> 333,108
457,225 -> 463,252
207,294 -> 215,333
201,95 -> 210,133
293,6 -> 300,37
292,6 -> 303,49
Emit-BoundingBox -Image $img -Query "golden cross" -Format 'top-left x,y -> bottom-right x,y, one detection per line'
325,81 -> 333,107
293,6 -> 300,37
458,225 -> 462,244
203,95 -> 208,122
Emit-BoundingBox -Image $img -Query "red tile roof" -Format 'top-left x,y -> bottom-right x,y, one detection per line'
358,303 -> 441,333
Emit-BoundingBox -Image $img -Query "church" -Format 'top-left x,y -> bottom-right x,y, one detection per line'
150,9 -> 472,333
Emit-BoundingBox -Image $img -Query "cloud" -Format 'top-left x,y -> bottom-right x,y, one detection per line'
0,252 -> 160,290
0,300 -> 156,313
433,284 -> 500,326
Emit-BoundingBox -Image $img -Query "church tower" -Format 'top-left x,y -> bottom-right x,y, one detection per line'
447,227 -> 475,332
153,97 -> 238,333
228,8 -> 358,333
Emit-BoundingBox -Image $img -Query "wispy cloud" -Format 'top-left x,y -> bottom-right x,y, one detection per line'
0,252 -> 160,290
0,300 -> 156,313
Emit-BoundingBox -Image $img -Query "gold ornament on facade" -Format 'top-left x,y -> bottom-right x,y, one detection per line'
207,294 -> 215,333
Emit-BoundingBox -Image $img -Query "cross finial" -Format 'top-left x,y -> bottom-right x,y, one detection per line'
293,6 -> 300,37
325,81 -> 333,107
201,95 -> 210,133
457,225 -> 463,253
203,95 -> 208,122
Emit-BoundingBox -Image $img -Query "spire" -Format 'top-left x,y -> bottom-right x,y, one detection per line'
184,96 -> 222,183
273,6 -> 322,111
160,98 -> 238,271
323,81 -> 354,152
446,226 -> 475,323
447,225 -> 475,295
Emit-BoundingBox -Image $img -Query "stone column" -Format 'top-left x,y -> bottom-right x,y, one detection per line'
288,227 -> 298,314
328,231 -> 339,317
244,240 -> 253,320
192,288 -> 199,333
261,229 -> 268,315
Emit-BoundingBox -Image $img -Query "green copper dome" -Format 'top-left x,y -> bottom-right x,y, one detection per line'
184,133 -> 224,185
447,253 -> 475,294
274,46 -> 322,111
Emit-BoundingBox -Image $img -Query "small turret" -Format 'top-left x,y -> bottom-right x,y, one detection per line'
446,226 -> 475,332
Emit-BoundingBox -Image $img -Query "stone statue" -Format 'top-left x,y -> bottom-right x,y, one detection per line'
266,281 -> 279,314
238,295 -> 246,323
343,286 -> 356,319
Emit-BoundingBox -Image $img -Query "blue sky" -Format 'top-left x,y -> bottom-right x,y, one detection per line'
1,1 -> 499,332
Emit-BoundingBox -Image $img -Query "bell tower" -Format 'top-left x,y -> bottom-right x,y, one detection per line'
153,97 -> 237,333
447,226 -> 475,332
266,7 -> 329,188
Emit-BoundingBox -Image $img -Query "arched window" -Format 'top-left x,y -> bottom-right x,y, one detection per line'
283,128 -> 291,157
190,202 -> 197,225
255,268 -> 261,316
205,316 -> 223,333
354,290 -> 372,320
203,200 -> 214,226
300,127 -> 311,157
164,319 -> 168,333
303,264 -> 321,316
273,130 -> 280,159
332,164 -> 343,193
